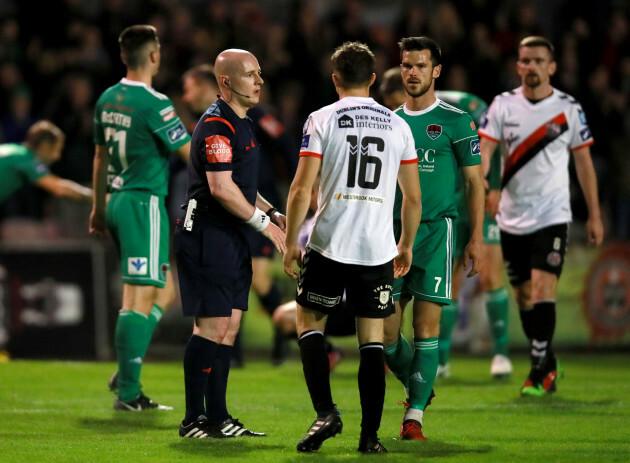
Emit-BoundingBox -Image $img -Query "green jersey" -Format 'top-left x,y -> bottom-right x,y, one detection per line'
93,78 -> 190,196
0,143 -> 50,202
394,98 -> 481,222
435,91 -> 501,220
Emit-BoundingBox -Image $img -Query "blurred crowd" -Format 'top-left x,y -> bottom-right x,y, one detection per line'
0,0 -> 628,239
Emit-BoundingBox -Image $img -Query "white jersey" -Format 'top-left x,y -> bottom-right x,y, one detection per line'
300,96 -> 418,265
478,87 -> 593,235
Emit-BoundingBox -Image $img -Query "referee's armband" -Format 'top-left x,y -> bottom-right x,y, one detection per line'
245,207 -> 270,232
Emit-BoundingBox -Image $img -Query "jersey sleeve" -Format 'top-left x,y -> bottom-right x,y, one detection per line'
478,96 -> 503,142
198,118 -> 237,172
568,103 -> 594,150
18,157 -> 50,182
93,99 -> 105,145
145,97 -> 191,151
452,113 -> 481,167
400,122 -> 418,164
487,144 -> 502,189
299,114 -> 323,158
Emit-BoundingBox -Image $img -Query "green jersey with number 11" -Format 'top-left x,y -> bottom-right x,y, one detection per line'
393,98 -> 481,222
93,78 -> 190,196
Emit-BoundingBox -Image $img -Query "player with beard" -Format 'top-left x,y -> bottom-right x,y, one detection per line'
479,36 -> 603,396
382,36 -> 485,440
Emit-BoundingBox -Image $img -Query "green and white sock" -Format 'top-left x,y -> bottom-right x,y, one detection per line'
438,301 -> 458,366
486,288 -> 509,356
383,335 -> 413,395
115,309 -> 151,402
409,337 -> 439,410
147,304 -> 164,333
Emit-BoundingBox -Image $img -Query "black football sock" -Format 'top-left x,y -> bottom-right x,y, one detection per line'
205,343 -> 232,423
298,330 -> 334,417
529,301 -> 556,381
519,307 -> 535,340
183,335 -> 218,425
358,343 -> 385,438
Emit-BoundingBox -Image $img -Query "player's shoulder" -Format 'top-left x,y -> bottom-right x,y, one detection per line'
196,101 -> 237,137
436,99 -> 474,127
553,88 -> 581,107
492,87 -> 520,103
437,99 -> 467,116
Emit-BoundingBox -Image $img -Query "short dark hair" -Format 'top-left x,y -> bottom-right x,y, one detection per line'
519,36 -> 555,60
330,41 -> 375,88
25,120 -> 64,149
379,67 -> 404,97
184,64 -> 216,85
119,25 -> 159,69
398,36 -> 442,66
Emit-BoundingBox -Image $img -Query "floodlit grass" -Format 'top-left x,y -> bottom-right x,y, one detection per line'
1,354 -> 629,462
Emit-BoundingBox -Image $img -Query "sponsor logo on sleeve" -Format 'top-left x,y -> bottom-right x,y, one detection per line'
205,135 -> 232,163
338,114 -> 354,128
580,127 -> 592,141
426,124 -> 442,140
480,114 -> 489,129
167,122 -> 187,142
160,106 -> 176,122
470,120 -> 476,130
128,257 -> 148,275
300,134 -> 310,149
578,109 -> 587,125
302,116 -> 312,134
471,139 -> 481,155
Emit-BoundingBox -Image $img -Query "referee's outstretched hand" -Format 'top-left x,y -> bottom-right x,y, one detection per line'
283,244 -> 302,279
262,221 -> 286,254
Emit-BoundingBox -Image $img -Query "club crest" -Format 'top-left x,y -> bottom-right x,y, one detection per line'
426,124 -> 442,140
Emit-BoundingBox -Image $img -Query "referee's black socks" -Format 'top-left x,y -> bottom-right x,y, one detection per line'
183,335 -> 219,425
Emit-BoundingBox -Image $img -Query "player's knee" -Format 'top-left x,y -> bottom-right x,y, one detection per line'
272,306 -> 296,334
413,318 -> 439,338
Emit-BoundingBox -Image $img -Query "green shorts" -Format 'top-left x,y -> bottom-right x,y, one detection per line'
483,213 -> 501,245
393,218 -> 454,304
106,190 -> 170,287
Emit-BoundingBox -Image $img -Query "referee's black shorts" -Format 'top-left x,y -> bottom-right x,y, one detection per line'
174,217 -> 252,317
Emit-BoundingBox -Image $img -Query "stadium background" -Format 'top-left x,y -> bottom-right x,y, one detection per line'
0,0 -> 629,360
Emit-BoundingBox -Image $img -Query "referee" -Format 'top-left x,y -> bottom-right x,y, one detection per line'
174,48 -> 285,439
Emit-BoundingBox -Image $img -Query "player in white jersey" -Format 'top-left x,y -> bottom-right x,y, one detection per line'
283,42 -> 421,454
479,36 -> 604,397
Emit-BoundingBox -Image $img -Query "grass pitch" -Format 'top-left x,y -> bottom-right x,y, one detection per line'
1,354 -> 629,462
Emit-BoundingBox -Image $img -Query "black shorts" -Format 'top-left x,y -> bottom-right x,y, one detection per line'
500,223 -> 569,286
243,227 -> 275,258
296,249 -> 395,319
324,300 -> 357,336
174,217 -> 252,317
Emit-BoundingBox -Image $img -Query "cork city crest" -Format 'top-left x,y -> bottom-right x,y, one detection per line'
426,124 -> 442,140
